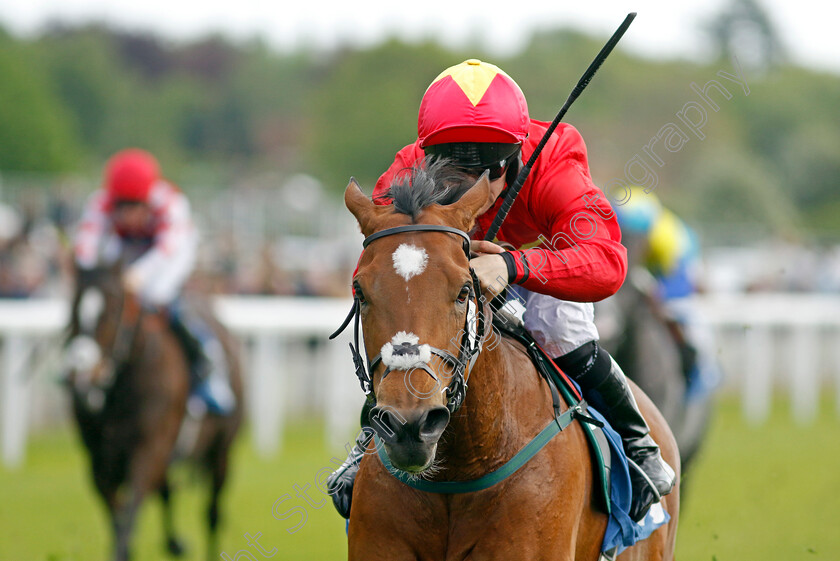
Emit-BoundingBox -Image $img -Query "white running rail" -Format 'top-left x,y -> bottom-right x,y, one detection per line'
1,293 -> 839,467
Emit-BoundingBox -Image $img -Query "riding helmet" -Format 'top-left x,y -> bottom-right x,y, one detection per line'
613,186 -> 663,234
418,59 -> 530,148
104,148 -> 160,203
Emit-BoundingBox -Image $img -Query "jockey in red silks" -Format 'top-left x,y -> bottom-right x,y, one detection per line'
328,59 -> 675,522
73,148 -> 235,416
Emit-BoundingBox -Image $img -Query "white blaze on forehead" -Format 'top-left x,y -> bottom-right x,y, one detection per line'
78,288 -> 105,332
392,244 -> 428,281
380,331 -> 432,370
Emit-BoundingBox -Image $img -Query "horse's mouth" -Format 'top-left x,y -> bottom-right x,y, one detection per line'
383,442 -> 439,475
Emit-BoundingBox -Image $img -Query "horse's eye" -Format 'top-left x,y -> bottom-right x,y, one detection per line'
353,281 -> 366,304
456,285 -> 471,304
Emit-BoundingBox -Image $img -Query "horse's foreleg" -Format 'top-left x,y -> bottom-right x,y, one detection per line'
205,437 -> 230,561
118,424 -> 178,561
159,479 -> 187,557
109,487 -> 143,561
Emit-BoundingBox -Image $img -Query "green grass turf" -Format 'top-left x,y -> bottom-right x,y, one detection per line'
674,394 -> 840,560
0,420 -> 350,561
1,394 -> 838,560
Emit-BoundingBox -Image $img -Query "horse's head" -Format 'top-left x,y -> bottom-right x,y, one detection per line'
65,260 -> 140,411
345,160 -> 493,473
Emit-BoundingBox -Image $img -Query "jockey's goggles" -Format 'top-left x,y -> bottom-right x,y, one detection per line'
112,199 -> 148,211
425,142 -> 520,181
454,161 -> 508,180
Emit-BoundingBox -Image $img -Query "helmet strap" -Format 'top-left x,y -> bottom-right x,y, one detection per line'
500,151 -> 523,197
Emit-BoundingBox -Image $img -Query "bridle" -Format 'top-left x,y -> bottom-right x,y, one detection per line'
332,223 -> 606,495
330,224 -> 488,414
72,277 -> 144,397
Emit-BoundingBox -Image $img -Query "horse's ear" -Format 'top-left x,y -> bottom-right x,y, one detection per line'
447,170 -> 493,231
345,178 -> 389,236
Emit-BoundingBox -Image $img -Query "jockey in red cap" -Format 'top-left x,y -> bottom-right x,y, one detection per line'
104,148 -> 160,203
73,148 -> 235,416
328,59 -> 676,522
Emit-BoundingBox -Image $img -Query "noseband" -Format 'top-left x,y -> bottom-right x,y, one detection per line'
70,282 -> 143,409
330,224 -> 487,414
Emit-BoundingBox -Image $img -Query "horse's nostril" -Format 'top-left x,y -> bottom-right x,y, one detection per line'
419,407 -> 450,442
369,406 -> 407,442
370,405 -> 449,445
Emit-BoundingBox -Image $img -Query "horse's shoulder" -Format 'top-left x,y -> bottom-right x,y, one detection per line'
496,332 -> 531,360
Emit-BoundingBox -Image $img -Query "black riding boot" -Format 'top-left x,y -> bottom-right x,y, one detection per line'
168,310 -> 206,386
556,342 -> 677,521
327,397 -> 375,519
168,305 -> 235,415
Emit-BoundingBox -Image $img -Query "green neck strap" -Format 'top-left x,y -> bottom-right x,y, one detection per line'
374,403 -> 583,494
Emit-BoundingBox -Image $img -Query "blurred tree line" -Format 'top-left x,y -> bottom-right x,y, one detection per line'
0,4 -> 838,242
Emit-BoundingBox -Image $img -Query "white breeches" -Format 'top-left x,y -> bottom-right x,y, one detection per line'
519,290 -> 600,358
97,232 -> 198,306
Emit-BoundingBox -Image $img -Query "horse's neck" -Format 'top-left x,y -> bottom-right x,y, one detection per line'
437,338 -> 548,479
128,316 -> 172,381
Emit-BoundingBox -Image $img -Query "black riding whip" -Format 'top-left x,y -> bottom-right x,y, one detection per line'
483,12 -> 637,242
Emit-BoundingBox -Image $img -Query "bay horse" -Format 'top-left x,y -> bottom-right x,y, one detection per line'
595,274 -> 714,480
64,261 -> 243,561
342,163 -> 680,561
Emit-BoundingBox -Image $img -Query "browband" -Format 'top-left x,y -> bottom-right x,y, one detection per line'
363,224 -> 471,255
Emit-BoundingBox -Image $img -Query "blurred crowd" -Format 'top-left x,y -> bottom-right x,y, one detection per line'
0,199 -> 70,298
1,186 -> 840,300
701,240 -> 840,294
0,184 -> 359,300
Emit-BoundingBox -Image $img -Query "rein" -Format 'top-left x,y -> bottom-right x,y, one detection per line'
330,224 -> 485,414
373,402 -> 586,493
374,322 -> 605,495
111,293 -> 142,367
94,286 -> 144,392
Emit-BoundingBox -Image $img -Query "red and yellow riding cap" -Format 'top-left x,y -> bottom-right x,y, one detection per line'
418,59 -> 530,148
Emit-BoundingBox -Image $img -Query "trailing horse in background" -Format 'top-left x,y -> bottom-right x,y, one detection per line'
595,272 -> 714,481
64,261 -> 243,561
341,163 -> 679,560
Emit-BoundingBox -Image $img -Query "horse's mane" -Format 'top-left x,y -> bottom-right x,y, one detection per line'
384,157 -> 474,221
